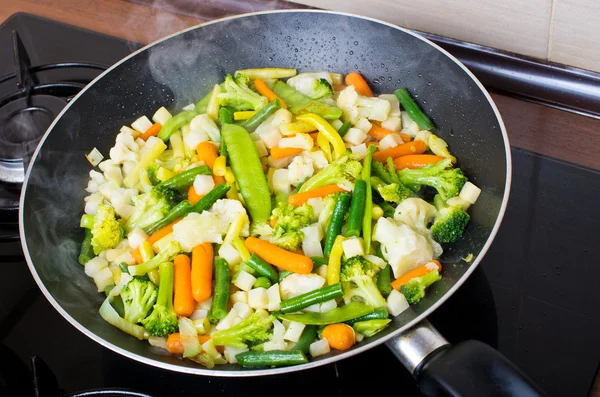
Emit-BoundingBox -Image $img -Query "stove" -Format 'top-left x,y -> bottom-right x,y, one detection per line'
1,11 -> 599,397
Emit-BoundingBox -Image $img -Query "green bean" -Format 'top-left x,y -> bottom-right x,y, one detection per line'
157,110 -> 197,141
292,325 -> 318,355
278,270 -> 293,282
253,277 -> 272,289
236,350 -> 308,367
279,283 -> 343,314
156,165 -> 211,191
247,253 -> 278,283
277,301 -> 374,325
344,307 -> 389,325
119,262 -> 130,274
209,258 -> 230,323
337,121 -> 352,137
376,264 -> 392,297
78,228 -> 94,265
218,107 -> 234,125
190,183 -> 230,213
394,88 -> 435,131
361,144 -> 377,253
323,193 -> 351,256
144,200 -> 193,235
239,98 -> 282,132
310,256 -> 328,268
345,179 -> 367,237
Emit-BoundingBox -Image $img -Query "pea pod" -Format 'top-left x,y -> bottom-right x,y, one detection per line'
218,107 -> 234,126
156,165 -> 211,191
279,283 -> 343,314
239,98 -> 282,132
352,319 -> 392,337
376,264 -> 392,297
78,229 -> 94,265
144,200 -> 193,235
292,325 -> 318,355
361,144 -> 377,253
344,308 -> 389,326
277,301 -> 374,325
345,179 -> 367,237
247,253 -> 278,283
236,350 -> 307,367
221,124 -> 271,223
209,258 -> 230,323
323,193 -> 351,256
157,110 -> 197,141
394,88 -> 435,131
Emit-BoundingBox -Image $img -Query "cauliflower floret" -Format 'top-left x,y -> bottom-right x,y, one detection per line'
394,198 -> 443,258
110,188 -> 137,220
190,113 -> 220,142
278,133 -> 314,151
86,170 -> 105,193
84,192 -> 104,215
98,180 -> 121,200
99,161 -> 123,186
109,142 -> 139,164
337,85 -> 391,124
279,273 -> 326,300
303,150 -> 328,170
115,130 -> 141,152
256,109 -> 292,149
208,199 -> 250,237
173,212 -> 230,252
288,156 -> 315,186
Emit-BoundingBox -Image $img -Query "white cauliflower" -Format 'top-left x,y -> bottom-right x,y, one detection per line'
256,109 -> 292,149
86,170 -> 105,193
190,113 -> 220,142
288,156 -> 315,186
84,192 -> 104,215
279,273 -> 326,300
337,85 -> 391,124
278,133 -> 314,151
172,212 -> 230,252
394,198 -> 443,258
208,199 -> 250,236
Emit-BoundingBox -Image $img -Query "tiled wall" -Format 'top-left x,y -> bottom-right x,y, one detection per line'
290,0 -> 600,73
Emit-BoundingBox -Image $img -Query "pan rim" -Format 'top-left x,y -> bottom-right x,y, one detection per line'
19,9 -> 512,377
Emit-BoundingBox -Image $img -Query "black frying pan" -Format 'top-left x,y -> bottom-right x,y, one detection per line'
20,10 -> 547,397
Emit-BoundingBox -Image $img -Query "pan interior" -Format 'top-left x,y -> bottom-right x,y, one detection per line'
20,11 -> 508,375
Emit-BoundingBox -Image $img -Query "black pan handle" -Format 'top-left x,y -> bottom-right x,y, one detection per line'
385,319 -> 548,397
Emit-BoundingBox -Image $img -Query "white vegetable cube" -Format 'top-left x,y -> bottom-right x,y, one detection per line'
247,287 -> 269,310
357,97 -> 391,121
301,223 -> 324,241
381,115 -> 402,132
216,308 -> 239,330
415,130 -> 433,144
278,133 -> 314,151
301,223 -> 324,257
93,267 -> 114,292
196,297 -> 213,311
355,332 -> 364,343
305,150 -> 328,169
231,291 -> 248,304
131,116 -> 153,133
202,339 -> 222,359
190,114 -> 220,142
309,339 -> 331,357
190,309 -> 208,320
234,270 -> 257,292
354,118 -> 372,134
446,196 -> 471,211
218,243 -> 242,267
267,155 -> 293,169
183,129 -> 209,151
272,169 -> 291,195
342,237 -> 365,258
257,125 -> 282,149
387,289 -> 410,316
224,346 -> 249,364
288,156 -> 314,186
350,143 -> 367,158
272,319 -> 286,340
307,197 -> 325,218
401,111 -> 420,136
331,119 -> 343,130
254,140 -> 269,157
317,264 -> 328,278
84,193 -> 103,215
232,302 -> 254,320
263,339 -> 287,351
379,133 -> 404,150
284,322 -> 306,342
85,256 -> 108,277
459,182 -> 482,204
343,128 -> 368,146
379,94 -> 401,117
267,283 -> 281,311
115,251 -> 136,266
152,106 -> 173,125
193,175 -> 215,196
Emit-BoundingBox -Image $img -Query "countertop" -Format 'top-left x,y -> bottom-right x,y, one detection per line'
1,0 -> 598,395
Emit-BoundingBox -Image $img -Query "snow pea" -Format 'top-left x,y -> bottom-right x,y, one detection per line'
157,110 -> 197,141
277,301 -> 373,325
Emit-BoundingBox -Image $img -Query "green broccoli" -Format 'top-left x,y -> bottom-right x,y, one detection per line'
340,256 -> 387,309
398,158 -> 467,201
141,261 -> 178,337
125,184 -> 176,232
269,201 -> 314,251
371,176 -> 412,204
430,194 -> 470,243
400,269 -> 441,304
90,204 -> 125,255
211,311 -> 274,348
128,241 -> 183,276
121,276 -> 158,324
286,73 -> 335,100
146,163 -> 160,186
218,73 -> 267,111
298,152 -> 362,193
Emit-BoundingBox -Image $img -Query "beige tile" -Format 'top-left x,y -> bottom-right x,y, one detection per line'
549,0 -> 600,72
290,0 -> 552,59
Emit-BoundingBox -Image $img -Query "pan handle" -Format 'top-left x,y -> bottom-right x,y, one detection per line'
385,319 -> 548,397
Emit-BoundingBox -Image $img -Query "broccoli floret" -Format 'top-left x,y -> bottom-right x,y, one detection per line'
312,78 -> 334,99
146,163 -> 160,186
430,194 -> 470,243
211,311 -> 274,348
398,158 -> 467,201
269,201 -> 314,251
218,74 -> 267,111
298,152 -> 362,193
341,256 -> 387,309
90,204 -> 125,255
141,261 -> 178,337
400,269 -> 441,304
317,192 -> 342,231
371,176 -> 412,204
121,276 -> 158,324
286,73 -> 334,100
125,184 -> 176,232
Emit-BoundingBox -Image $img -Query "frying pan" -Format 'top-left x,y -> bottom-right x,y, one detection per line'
19,10 -> 547,397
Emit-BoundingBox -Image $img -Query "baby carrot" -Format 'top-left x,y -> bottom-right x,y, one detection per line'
140,122 -> 162,141
288,184 -> 348,206
244,237 -> 313,274
173,254 -> 195,317
322,323 -> 355,350
369,121 -> 411,142
391,260 -> 442,291
393,154 -> 445,170
166,333 -> 213,354
345,72 -> 373,97
372,140 -> 427,162
188,185 -> 203,205
196,141 -> 219,169
191,243 -> 213,303
254,78 -> 287,109
131,247 -> 143,264
147,218 -> 182,245
270,146 -> 304,160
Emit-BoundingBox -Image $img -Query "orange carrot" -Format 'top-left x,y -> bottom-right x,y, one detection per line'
288,184 -> 348,206
391,260 -> 442,291
140,123 -> 162,141
394,154 -> 445,170
368,124 -> 394,141
332,84 -> 347,92
213,175 -> 226,185
191,243 -> 213,303
132,247 -> 143,264
244,237 -> 313,274
309,132 -> 319,145
372,140 -> 427,162
173,254 -> 195,317
196,141 -> 219,169
254,78 -> 287,109
345,72 -> 373,97
270,146 -> 304,160
147,218 -> 182,245
166,333 -> 213,354
322,324 -> 355,350
188,185 -> 203,205
371,121 -> 412,142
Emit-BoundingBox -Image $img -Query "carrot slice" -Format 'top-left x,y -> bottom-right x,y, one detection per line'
140,123 -> 162,141
391,260 -> 442,290
270,146 -> 304,160
147,218 -> 182,245
345,72 -> 373,97
254,78 -> 287,109
174,255 -> 195,317
372,140 -> 427,162
196,141 -> 219,169
288,184 -> 348,206
393,154 -> 445,169
244,237 -> 313,274
187,185 -> 203,205
131,247 -> 143,264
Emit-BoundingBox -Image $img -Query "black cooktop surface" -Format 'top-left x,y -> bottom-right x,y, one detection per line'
0,13 -> 598,397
